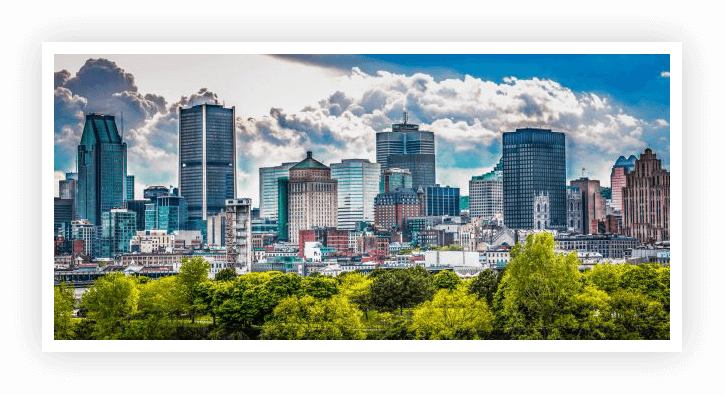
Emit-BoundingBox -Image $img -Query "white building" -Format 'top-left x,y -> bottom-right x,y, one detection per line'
225,198 -> 252,272
424,250 -> 481,268
130,230 -> 175,253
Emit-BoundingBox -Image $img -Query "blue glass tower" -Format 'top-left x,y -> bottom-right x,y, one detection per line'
178,104 -> 236,239
76,114 -> 127,226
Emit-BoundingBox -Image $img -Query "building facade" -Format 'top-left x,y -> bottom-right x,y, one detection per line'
225,198 -> 252,271
76,113 -> 128,226
258,162 -> 296,220
144,185 -> 171,200
622,148 -> 670,244
277,177 -> 290,241
330,159 -> 380,230
502,128 -> 566,230
71,220 -> 97,258
100,208 -> 137,258
121,199 -> 150,232
569,177 -> 606,235
555,234 -> 638,259
374,188 -> 423,232
125,175 -> 135,201
566,186 -> 583,233
178,103 -> 236,234
425,185 -> 460,217
288,152 -> 338,244
610,155 -> 637,211
54,198 -> 75,238
380,168 -> 412,193
533,192 -> 550,230
469,159 -> 503,220
376,113 -> 436,189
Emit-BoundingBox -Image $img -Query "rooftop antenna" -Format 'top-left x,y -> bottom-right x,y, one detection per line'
581,167 -> 585,178
403,110 -> 408,124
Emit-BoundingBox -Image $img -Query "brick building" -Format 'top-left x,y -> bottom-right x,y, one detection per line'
622,148 -> 670,244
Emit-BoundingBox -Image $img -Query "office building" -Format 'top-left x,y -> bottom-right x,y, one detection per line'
622,148 -> 670,244
54,198 -> 75,238
71,219 -> 98,258
288,151 -> 338,244
374,188 -> 424,232
380,168 -> 412,193
76,113 -> 127,226
570,178 -> 606,234
277,177 -> 290,241
425,185 -> 460,217
206,209 -> 226,248
178,103 -> 236,234
144,185 -> 170,200
225,198 -> 252,271
59,178 -> 76,201
126,175 -> 135,201
144,195 -> 188,233
610,155 -> 637,211
100,208 -> 137,258
376,112 -> 436,189
555,234 -> 638,259
469,158 -> 503,220
502,128 -> 566,230
121,199 -> 149,232
259,162 -> 296,220
331,159 -> 380,230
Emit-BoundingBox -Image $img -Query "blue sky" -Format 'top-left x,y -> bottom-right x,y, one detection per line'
54,54 -> 670,199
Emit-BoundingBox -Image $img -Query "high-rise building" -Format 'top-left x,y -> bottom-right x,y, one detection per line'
502,128 -> 566,230
178,103 -> 236,235
277,177 -> 290,241
610,155 -> 637,211
59,173 -> 78,221
622,148 -> 670,244
570,178 -> 606,235
331,159 -> 380,230
259,162 -> 296,220
121,199 -> 150,232
225,198 -> 252,271
380,168 -> 412,193
100,208 -> 137,258
469,158 -> 503,220
126,175 -> 135,201
425,185 -> 460,217
376,113 -> 436,189
71,219 -> 98,258
288,151 -> 338,244
206,209 -> 226,248
54,198 -> 75,238
144,195 -> 188,233
143,185 -> 170,200
76,114 -> 127,226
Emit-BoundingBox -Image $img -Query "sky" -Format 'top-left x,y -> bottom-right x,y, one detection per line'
54,54 -> 670,202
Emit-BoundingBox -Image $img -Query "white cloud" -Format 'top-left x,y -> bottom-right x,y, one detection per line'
660,71 -> 671,78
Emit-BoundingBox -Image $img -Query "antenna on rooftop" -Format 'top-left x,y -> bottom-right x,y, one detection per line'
581,167 -> 585,178
403,110 -> 408,124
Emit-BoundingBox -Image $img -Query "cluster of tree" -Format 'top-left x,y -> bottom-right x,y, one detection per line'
54,233 -> 670,340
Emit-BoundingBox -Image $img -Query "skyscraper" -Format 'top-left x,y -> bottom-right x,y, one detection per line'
126,175 -> 135,201
258,162 -> 296,220
376,113 -> 436,189
54,198 -> 74,238
100,208 -> 137,258
144,195 -> 188,233
330,159 -> 380,230
469,158 -> 503,220
380,168 -> 413,193
76,113 -> 127,226
502,128 -> 566,230
277,177 -> 290,241
143,185 -> 170,200
622,148 -> 670,244
570,177 -> 606,234
424,185 -> 460,216
610,155 -> 637,211
178,103 -> 236,235
288,152 -> 338,244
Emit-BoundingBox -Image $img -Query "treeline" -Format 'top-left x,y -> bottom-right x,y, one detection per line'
54,233 -> 670,340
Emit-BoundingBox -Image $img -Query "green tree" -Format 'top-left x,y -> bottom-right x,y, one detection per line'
432,270 -> 462,290
608,290 -> 669,340
302,275 -> 339,298
411,285 -> 493,339
261,295 -> 365,339
364,311 -> 415,340
468,268 -> 504,306
214,267 -> 237,282
54,282 -> 76,340
338,272 -> 373,319
177,256 -> 210,323
130,276 -> 184,339
497,233 -> 582,339
368,266 -> 434,313
81,272 -> 140,339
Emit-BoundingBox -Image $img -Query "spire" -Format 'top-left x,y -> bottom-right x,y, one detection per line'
403,111 -> 408,124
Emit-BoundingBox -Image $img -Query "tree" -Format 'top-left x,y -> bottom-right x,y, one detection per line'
302,275 -> 339,298
497,233 -> 582,339
54,282 -> 76,340
214,267 -> 237,282
411,285 -> 493,339
608,290 -> 669,340
177,256 -> 210,323
81,272 -> 140,339
368,266 -> 434,313
338,272 -> 373,319
131,276 -> 184,339
468,269 -> 503,306
261,295 -> 365,340
432,270 -> 462,290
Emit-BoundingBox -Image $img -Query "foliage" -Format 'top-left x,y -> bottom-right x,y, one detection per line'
411,286 -> 494,339
214,267 -> 237,282
368,266 -> 434,313
608,290 -> 669,340
177,256 -> 210,322
432,270 -> 462,290
261,295 -> 365,340
81,272 -> 139,339
441,244 -> 463,251
54,282 -> 76,340
497,233 -> 582,339
130,276 -> 184,339
397,249 -> 412,255
302,275 -> 339,299
468,269 -> 503,306
364,311 -> 415,340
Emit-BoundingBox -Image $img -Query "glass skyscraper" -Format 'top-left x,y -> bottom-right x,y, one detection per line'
277,177 -> 290,241
425,185 -> 460,216
126,175 -> 135,201
331,159 -> 381,230
258,162 -> 296,220
376,113 -> 436,189
76,114 -> 127,226
100,208 -> 137,258
178,103 -> 236,236
144,195 -> 188,233
502,128 -> 566,230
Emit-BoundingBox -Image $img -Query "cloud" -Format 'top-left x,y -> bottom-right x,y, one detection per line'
56,58 -> 670,205
660,71 -> 670,78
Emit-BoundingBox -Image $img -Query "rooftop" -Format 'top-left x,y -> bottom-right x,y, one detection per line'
290,151 -> 329,170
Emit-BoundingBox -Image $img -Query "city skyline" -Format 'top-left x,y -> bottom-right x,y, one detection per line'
54,54 -> 670,205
